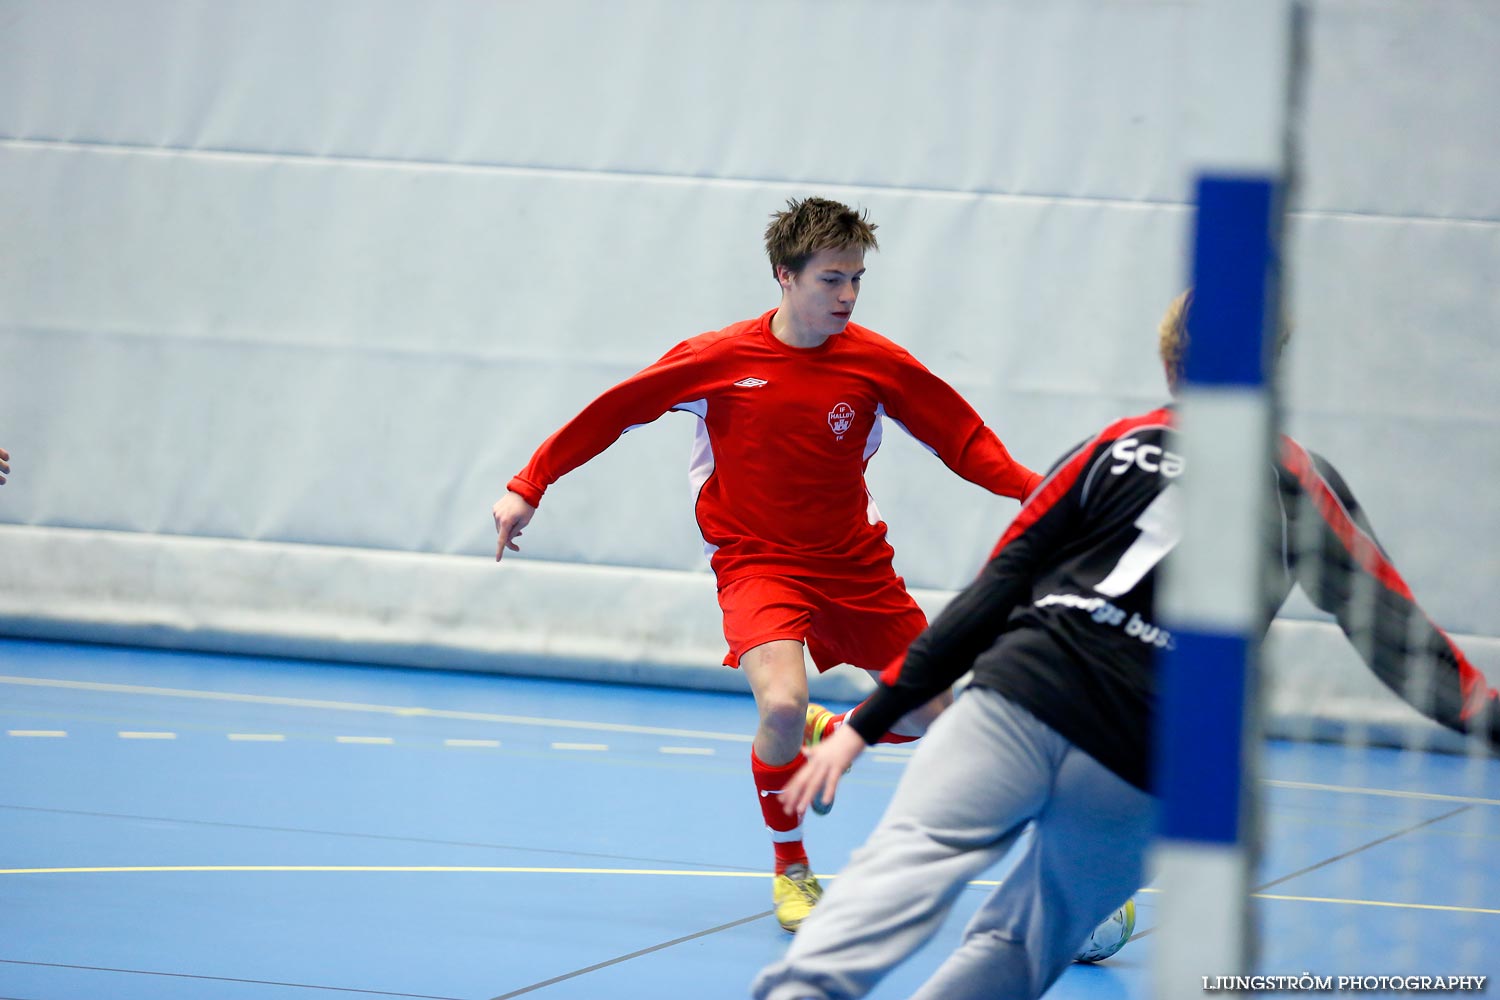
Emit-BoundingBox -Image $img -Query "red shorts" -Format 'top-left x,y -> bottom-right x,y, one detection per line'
717,572 -> 929,674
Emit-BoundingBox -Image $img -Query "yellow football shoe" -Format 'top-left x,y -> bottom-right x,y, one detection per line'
773,863 -> 824,932
804,703 -> 836,746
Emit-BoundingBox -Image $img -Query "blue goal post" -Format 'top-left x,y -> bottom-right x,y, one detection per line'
1152,1 -> 1301,996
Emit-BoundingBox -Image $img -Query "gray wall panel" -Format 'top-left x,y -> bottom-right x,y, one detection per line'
2,0 -> 1494,708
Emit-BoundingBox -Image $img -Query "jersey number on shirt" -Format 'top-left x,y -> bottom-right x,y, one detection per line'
1095,485 -> 1182,598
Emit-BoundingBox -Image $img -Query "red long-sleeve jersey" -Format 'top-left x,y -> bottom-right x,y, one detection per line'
508,310 -> 1040,586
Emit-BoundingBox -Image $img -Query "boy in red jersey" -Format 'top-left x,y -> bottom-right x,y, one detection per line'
491,197 -> 1040,931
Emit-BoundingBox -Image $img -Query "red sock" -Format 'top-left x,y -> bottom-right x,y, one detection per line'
817,710 -> 849,741
751,749 -> 808,874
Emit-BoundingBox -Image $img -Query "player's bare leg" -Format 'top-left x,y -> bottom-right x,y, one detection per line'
743,639 -> 811,766
742,639 -> 825,931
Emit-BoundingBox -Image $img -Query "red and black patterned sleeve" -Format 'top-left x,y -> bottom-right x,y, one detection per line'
1278,437 -> 1500,747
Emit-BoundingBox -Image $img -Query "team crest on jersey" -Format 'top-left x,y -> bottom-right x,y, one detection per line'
827,402 -> 856,440
733,377 -> 768,388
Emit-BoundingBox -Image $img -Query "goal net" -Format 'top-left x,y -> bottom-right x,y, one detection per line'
1153,1 -> 1499,995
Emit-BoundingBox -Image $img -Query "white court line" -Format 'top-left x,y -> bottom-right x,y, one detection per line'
552,742 -> 608,752
445,738 -> 501,748
659,746 -> 715,756
7,675 -> 1494,806
7,730 -> 67,738
0,674 -> 751,743
336,736 -> 394,745
118,731 -> 176,740
227,733 -> 286,742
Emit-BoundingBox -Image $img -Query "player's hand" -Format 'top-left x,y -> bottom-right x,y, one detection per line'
782,724 -> 866,818
0,447 -> 8,485
492,491 -> 537,562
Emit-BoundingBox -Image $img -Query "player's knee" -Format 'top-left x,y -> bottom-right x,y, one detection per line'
758,693 -> 807,737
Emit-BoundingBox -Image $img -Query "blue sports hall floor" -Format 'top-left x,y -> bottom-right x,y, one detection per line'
2,637 -> 1496,999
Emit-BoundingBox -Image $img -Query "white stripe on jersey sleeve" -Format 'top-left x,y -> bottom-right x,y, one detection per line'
877,405 -> 941,459
864,405 -> 891,525
864,404 -> 888,461
674,399 -> 719,558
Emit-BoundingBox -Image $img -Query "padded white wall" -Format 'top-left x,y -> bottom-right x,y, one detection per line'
1,1 -> 1496,718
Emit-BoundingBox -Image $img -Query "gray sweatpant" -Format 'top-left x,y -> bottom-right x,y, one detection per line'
752,686 -> 1154,1000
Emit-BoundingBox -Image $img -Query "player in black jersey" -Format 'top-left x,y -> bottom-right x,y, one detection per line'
753,291 -> 1499,1000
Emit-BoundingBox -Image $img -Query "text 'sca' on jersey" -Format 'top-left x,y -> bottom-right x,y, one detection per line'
968,406 -> 1183,791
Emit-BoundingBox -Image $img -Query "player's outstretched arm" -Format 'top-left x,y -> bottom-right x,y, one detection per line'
1279,441 -> 1499,747
880,358 -> 1039,501
780,432 -> 1091,822
492,490 -> 537,562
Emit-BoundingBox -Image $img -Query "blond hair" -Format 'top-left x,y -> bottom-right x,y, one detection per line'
764,197 -> 879,279
1158,289 -> 1289,393
1159,290 -> 1193,394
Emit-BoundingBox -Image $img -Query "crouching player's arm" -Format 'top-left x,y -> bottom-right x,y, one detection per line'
1279,439 -> 1500,748
782,542 -> 1037,818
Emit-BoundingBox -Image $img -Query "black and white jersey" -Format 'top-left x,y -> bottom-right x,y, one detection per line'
852,406 -> 1179,789
851,405 -> 1497,791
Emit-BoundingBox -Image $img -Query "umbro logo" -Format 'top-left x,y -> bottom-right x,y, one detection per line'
734,377 -> 769,388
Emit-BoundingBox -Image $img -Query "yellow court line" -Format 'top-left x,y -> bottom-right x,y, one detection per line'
0,674 -> 752,743
1251,892 -> 1500,916
0,865 -> 774,877
1124,886 -> 1498,916
1,865 -> 1495,917
1264,779 -> 1500,808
